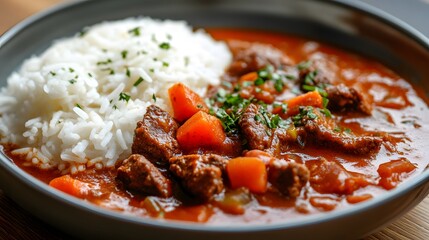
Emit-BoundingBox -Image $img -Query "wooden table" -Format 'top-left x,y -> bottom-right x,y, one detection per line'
0,0 -> 428,239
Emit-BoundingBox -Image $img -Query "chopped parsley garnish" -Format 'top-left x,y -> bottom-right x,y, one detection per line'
162,61 -> 169,67
297,60 -> 312,70
75,103 -> 82,109
274,78 -> 284,92
133,77 -> 144,87
254,78 -> 264,86
320,108 -> 332,118
69,68 -> 75,73
69,79 -> 77,84
292,106 -> 317,126
119,92 -> 131,102
149,68 -> 154,73
112,105 -> 118,110
254,106 -> 289,130
49,71 -> 56,76
88,73 -> 93,77
273,102 -> 288,114
78,27 -> 89,37
121,50 -> 128,59
152,94 -> 157,102
97,59 -> 112,65
126,67 -> 131,77
159,42 -> 171,50
304,70 -> 318,85
128,27 -> 141,36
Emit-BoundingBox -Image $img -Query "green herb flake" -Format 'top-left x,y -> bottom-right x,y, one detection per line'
184,56 -> 189,66
97,59 -> 112,66
321,108 -> 332,118
128,27 -> 141,36
162,62 -> 169,67
119,92 -> 131,102
159,42 -> 171,50
149,68 -> 154,73
167,34 -> 172,40
322,97 -> 329,108
69,68 -> 75,73
126,67 -> 131,77
297,60 -> 312,70
75,103 -> 82,109
152,94 -> 157,102
197,104 -> 203,109
254,78 -> 264,86
69,79 -> 77,84
304,70 -> 318,85
88,73 -> 93,77
121,50 -> 128,59
49,71 -> 56,76
274,79 -> 284,92
133,77 -> 144,87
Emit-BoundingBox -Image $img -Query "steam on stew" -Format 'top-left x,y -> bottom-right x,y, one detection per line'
7,29 -> 429,224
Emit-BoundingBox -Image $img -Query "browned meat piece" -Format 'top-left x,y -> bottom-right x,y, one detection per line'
326,84 -> 372,114
169,154 -> 227,201
116,154 -> 172,198
296,107 -> 382,155
268,159 -> 309,197
227,40 -> 292,76
132,105 -> 181,165
307,157 -> 371,194
238,104 -> 293,154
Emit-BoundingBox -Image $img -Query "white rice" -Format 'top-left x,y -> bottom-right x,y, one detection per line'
0,17 -> 231,174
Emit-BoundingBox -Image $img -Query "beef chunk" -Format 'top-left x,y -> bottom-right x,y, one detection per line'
116,154 -> 172,198
169,154 -> 227,201
227,40 -> 292,76
296,107 -> 382,155
268,159 -> 309,198
238,104 -> 292,154
132,105 -> 181,165
307,157 -> 371,194
326,84 -> 372,114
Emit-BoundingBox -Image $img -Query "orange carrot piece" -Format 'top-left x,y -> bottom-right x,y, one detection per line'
168,83 -> 208,122
275,91 -> 323,116
377,159 -> 416,190
227,157 -> 267,193
49,175 -> 88,197
239,72 -> 258,82
346,194 -> 373,204
176,111 -> 226,150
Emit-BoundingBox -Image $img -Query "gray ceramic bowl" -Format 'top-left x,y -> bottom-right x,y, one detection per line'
1,0 -> 429,239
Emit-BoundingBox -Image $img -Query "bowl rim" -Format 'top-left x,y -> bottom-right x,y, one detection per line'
1,0 -> 429,234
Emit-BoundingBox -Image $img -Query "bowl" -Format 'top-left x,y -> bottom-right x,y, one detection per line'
1,0 -> 429,239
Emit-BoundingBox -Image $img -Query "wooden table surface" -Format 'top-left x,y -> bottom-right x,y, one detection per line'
1,0 -> 428,239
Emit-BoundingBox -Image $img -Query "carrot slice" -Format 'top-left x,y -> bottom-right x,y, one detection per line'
168,83 -> 208,122
49,175 -> 88,197
346,194 -> 373,204
274,91 -> 323,116
377,159 -> 416,190
239,72 -> 258,82
176,111 -> 226,150
227,157 -> 267,193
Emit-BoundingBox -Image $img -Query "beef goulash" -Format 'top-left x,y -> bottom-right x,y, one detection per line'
3,26 -> 429,224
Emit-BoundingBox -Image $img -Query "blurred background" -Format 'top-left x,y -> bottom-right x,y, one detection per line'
1,0 -> 429,37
